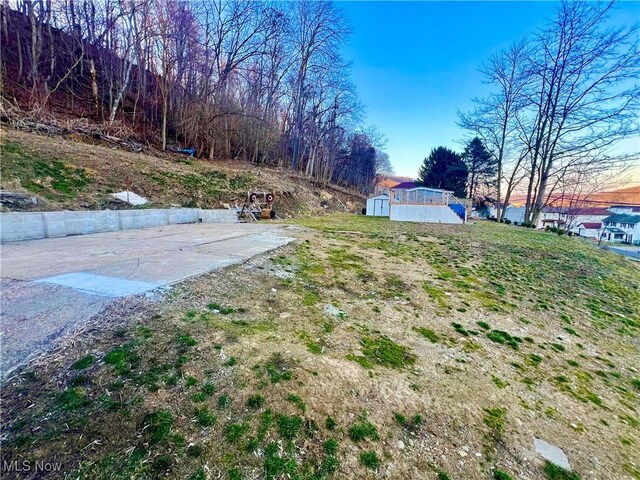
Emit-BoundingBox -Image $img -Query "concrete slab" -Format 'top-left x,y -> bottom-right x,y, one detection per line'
87,251 -> 239,285
0,223 -> 292,281
1,279 -> 110,377
534,438 -> 572,471
1,223 -> 295,378
36,273 -> 160,297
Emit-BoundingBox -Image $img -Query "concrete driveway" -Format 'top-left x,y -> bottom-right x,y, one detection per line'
606,245 -> 640,262
0,223 -> 295,377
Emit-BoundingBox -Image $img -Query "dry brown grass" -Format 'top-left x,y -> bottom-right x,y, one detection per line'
1,216 -> 639,479
0,126 -> 364,216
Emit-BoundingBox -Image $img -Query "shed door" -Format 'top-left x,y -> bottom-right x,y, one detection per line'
374,199 -> 383,216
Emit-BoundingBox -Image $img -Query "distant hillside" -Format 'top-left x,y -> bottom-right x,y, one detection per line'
508,185 -> 640,208
375,175 -> 414,192
586,186 -> 640,205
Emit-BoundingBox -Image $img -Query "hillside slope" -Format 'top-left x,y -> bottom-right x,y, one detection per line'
1,215 -> 638,479
0,127 -> 365,216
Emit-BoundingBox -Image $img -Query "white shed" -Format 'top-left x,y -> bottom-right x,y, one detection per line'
366,193 -> 390,217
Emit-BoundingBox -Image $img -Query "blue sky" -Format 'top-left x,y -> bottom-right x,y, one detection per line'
338,1 -> 640,179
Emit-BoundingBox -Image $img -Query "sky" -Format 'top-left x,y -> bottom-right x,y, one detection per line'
337,1 -> 640,180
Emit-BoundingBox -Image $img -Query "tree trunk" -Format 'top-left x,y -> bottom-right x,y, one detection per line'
89,58 -> 99,117
162,92 -> 168,150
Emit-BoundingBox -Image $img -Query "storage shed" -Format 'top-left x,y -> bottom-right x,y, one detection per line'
366,193 -> 390,217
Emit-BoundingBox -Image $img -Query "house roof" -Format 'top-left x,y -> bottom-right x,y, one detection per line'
580,222 -> 602,229
541,206 -> 610,215
391,181 -> 417,189
603,213 -> 640,224
604,227 -> 625,234
568,207 -> 611,216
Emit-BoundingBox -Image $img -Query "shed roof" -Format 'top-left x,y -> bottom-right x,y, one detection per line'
580,222 -> 602,229
367,193 -> 389,200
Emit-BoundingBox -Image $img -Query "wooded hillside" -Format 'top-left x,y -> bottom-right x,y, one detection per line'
0,1 -> 392,193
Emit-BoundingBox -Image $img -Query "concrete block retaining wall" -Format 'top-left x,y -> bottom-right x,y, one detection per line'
0,208 -> 238,243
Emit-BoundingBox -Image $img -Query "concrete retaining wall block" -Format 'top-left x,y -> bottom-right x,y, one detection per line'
0,208 -> 238,243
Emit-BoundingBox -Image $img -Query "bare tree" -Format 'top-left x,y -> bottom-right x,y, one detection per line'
1,0 -> 378,193
458,40 -> 529,221
522,1 -> 640,224
460,2 -> 639,224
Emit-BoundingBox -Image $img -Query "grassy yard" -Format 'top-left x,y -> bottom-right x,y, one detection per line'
1,215 -> 639,479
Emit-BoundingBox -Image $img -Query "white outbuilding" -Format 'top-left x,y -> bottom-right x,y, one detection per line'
366,193 -> 390,217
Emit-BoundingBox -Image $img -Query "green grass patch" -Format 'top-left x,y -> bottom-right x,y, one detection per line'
348,420 -> 379,442
104,344 -> 140,375
451,322 -> 470,336
264,442 -> 298,479
543,461 -> 581,479
414,327 -> 439,343
225,422 -> 250,444
483,407 -> 507,438
176,334 -> 198,347
355,335 -> 416,370
218,395 -> 231,409
325,417 -> 337,431
58,388 -> 90,411
494,469 -> 514,480
247,394 -> 265,409
528,354 -> 543,366
277,414 -> 304,440
71,355 -> 94,370
286,394 -> 306,411
143,410 -> 174,445
423,283 -> 449,308
492,376 -> 509,389
207,302 -> 236,314
262,354 -> 294,383
393,412 -> 424,431
359,450 -> 380,469
194,407 -> 216,428
486,330 -> 522,349
0,141 -> 94,198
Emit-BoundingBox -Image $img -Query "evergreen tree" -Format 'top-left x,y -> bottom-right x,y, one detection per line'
417,147 -> 468,197
462,137 -> 497,199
